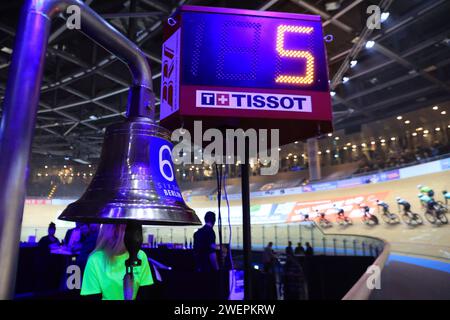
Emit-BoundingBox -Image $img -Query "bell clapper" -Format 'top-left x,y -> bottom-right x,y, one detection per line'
123,221 -> 143,300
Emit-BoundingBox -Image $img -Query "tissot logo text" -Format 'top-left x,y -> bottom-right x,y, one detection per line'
196,90 -> 312,112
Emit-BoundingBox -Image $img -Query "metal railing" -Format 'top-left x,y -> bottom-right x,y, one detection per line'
342,241 -> 390,300
20,221 -> 388,300
20,222 -> 385,258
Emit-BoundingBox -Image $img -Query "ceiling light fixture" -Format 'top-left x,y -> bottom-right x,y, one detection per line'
380,12 -> 390,22
365,40 -> 375,49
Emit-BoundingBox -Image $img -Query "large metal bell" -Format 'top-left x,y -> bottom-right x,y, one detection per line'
58,118 -> 200,225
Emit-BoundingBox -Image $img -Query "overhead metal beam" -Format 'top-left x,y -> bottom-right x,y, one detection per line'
331,0 -> 394,89
39,101 -> 100,131
140,0 -> 171,13
102,11 -> 164,19
329,0 -> 447,65
0,23 -> 132,92
374,43 -> 450,93
322,0 -> 363,29
259,0 -> 281,11
346,85 -> 439,118
61,85 -> 122,114
63,122 -> 80,136
290,0 -> 354,33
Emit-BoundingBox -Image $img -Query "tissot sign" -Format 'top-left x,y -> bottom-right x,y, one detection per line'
160,5 -> 332,143
196,91 -> 312,112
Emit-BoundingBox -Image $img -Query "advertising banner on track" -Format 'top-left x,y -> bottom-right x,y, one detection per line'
287,191 -> 390,223
25,198 -> 52,205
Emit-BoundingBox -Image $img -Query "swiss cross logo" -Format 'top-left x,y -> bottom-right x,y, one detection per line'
216,93 -> 230,106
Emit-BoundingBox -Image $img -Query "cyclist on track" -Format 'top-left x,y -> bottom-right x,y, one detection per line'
376,200 -> 389,213
396,197 -> 413,216
334,204 -> 345,218
359,204 -> 372,218
418,193 -> 435,210
443,190 -> 450,204
316,210 -> 326,220
417,184 -> 434,197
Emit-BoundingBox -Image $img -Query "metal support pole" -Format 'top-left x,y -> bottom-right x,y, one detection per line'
274,225 -> 278,249
241,140 -> 252,300
0,9 -> 50,299
262,225 -> 265,249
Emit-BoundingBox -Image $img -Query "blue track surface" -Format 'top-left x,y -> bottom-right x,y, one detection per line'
387,253 -> 450,273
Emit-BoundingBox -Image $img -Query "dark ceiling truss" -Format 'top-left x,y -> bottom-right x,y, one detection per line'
0,0 -> 449,162
330,0 -> 394,90
333,30 -> 450,116
328,0 -> 447,65
330,0 -> 450,127
290,0 -> 360,34
0,0 -> 176,159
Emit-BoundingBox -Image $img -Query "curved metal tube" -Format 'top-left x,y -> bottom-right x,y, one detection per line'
0,0 -> 155,298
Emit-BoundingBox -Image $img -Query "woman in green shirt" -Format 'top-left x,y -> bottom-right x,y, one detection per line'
80,224 -> 153,300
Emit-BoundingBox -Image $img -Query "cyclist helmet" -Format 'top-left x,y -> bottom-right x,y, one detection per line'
442,190 -> 447,195
395,196 -> 401,202
417,184 -> 423,189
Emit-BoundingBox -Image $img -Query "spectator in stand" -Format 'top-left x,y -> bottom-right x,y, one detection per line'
283,255 -> 308,300
262,242 -> 277,273
305,242 -> 314,256
285,241 -> 294,256
294,242 -> 305,255
64,223 -> 90,253
77,224 -> 100,272
38,222 -> 60,254
193,211 -> 219,272
80,224 -> 153,300
35,222 -> 60,295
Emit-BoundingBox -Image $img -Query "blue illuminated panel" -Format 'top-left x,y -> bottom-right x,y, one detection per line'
181,11 -> 328,91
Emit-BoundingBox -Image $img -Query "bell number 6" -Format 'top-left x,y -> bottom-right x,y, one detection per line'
159,145 -> 174,182
275,25 -> 315,85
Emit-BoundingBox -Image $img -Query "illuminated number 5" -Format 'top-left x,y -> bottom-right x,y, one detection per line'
275,25 -> 315,85
159,145 -> 174,182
